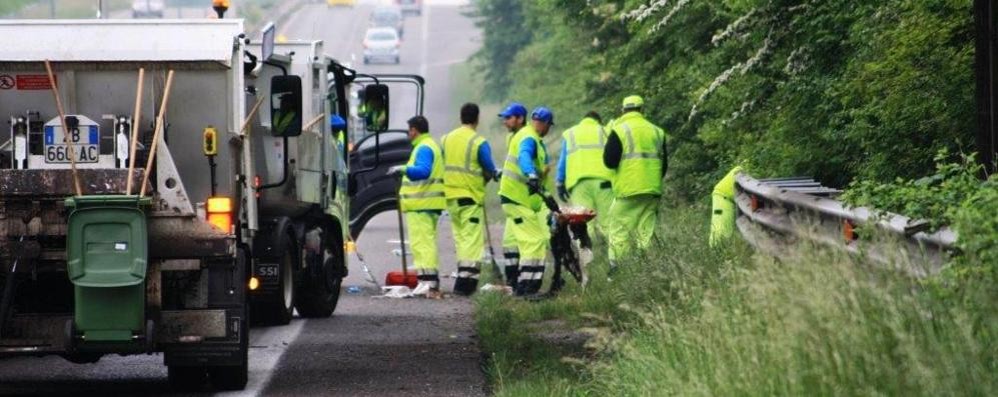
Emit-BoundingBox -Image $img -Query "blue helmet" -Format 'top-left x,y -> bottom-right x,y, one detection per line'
498,102 -> 528,118
329,114 -> 347,131
531,106 -> 554,125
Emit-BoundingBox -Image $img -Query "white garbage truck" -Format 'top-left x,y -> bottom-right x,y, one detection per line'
0,18 -> 417,390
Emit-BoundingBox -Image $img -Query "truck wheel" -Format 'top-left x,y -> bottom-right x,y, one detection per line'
295,250 -> 343,318
168,366 -> 207,391
253,234 -> 297,325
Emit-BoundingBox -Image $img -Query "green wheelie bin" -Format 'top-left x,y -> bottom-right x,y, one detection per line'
65,195 -> 151,344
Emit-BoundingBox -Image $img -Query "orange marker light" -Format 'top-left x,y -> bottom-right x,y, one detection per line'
249,276 -> 260,291
206,197 -> 233,233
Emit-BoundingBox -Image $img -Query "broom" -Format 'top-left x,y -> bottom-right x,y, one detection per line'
384,174 -> 418,288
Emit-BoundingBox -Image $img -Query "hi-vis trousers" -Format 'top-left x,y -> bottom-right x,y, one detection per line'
501,203 -> 549,294
447,198 -> 483,294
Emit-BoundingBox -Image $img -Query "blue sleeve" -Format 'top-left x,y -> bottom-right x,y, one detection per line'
517,138 -> 538,176
477,141 -> 497,174
405,146 -> 434,181
556,141 -> 567,185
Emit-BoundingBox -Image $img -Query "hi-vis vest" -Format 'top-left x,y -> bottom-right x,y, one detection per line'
712,165 -> 744,200
441,126 -> 487,203
612,111 -> 666,197
499,125 -> 547,210
399,134 -> 446,212
563,117 -> 614,190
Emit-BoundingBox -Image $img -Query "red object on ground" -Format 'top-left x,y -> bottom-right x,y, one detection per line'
385,271 -> 418,289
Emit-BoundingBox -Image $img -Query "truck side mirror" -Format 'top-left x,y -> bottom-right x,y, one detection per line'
362,84 -> 389,133
270,75 -> 303,137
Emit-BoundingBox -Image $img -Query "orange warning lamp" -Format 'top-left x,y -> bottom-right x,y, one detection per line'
206,196 -> 233,233
212,0 -> 230,18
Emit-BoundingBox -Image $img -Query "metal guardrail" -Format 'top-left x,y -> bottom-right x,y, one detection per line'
734,173 -> 957,275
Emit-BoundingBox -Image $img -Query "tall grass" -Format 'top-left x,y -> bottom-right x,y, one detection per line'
475,203 -> 998,396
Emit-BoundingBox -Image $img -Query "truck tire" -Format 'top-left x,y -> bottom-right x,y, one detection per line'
295,230 -> 343,318
168,366 -> 207,391
253,233 -> 297,325
208,248 -> 250,391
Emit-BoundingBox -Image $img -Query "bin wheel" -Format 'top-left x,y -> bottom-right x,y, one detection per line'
168,366 -> 207,391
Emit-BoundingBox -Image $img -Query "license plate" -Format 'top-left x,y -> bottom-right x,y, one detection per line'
44,125 -> 99,163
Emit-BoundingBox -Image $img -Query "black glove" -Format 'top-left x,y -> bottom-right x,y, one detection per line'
484,170 -> 498,184
557,185 -> 570,202
527,175 -> 541,195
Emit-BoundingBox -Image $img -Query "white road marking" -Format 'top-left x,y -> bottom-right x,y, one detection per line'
214,318 -> 308,397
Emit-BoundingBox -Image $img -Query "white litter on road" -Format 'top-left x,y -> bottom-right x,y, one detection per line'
373,285 -> 415,299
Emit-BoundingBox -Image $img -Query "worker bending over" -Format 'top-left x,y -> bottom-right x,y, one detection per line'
496,102 -> 528,289
602,96 -> 668,273
556,111 -> 614,238
442,103 -> 498,295
499,107 -> 554,295
388,116 -> 445,298
709,165 -> 743,247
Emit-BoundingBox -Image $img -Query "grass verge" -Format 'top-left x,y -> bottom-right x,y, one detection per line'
474,202 -> 998,396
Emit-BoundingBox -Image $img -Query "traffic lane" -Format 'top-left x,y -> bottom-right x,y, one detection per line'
0,354 -> 174,396
0,323 -> 306,396
418,4 -> 482,133
281,2 -> 433,131
263,211 -> 486,397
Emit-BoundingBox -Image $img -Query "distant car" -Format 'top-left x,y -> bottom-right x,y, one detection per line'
370,6 -> 404,38
327,0 -> 355,7
396,0 -> 422,16
131,0 -> 164,18
363,27 -> 401,65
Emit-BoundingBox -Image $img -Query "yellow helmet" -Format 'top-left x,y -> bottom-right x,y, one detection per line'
622,95 -> 644,111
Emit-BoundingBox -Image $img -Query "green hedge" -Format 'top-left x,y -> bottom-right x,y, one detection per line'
472,0 -> 976,200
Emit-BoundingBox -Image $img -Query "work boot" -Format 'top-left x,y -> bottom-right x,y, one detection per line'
503,250 -> 520,288
504,265 -> 519,289
453,262 -> 480,296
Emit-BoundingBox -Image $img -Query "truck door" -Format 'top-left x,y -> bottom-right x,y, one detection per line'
344,74 -> 425,238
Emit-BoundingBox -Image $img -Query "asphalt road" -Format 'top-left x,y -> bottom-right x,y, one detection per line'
0,1 -> 488,396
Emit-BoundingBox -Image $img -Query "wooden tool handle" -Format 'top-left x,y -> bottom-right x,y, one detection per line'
126,68 -> 145,196
44,60 -> 82,197
140,70 -> 176,197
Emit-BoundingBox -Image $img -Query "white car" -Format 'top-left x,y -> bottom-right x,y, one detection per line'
131,0 -> 164,18
363,27 -> 400,65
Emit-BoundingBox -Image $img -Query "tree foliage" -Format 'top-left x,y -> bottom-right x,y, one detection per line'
471,0 -> 977,200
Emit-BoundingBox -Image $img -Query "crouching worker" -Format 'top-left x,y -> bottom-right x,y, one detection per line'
709,165 -> 743,247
